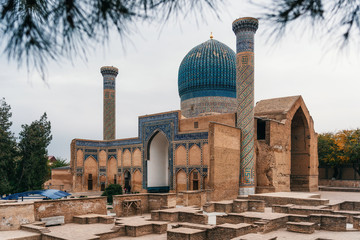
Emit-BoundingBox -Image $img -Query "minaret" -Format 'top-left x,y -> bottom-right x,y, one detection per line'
232,17 -> 259,195
100,66 -> 118,140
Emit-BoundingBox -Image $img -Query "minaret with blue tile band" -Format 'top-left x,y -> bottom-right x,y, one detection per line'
232,17 -> 258,195
101,66 -> 118,140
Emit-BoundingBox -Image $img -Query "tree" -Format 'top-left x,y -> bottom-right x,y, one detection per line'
335,129 -> 360,176
17,113 -> 52,192
101,184 -> 123,204
318,132 -> 339,166
0,98 -> 17,195
318,129 -> 360,179
0,0 -> 223,78
50,157 -> 70,169
258,0 -> 360,48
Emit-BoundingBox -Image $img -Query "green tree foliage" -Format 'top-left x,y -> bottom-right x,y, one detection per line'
101,184 -> 123,204
318,129 -> 360,176
335,129 -> 360,175
50,157 -> 70,169
0,98 -> 17,195
318,132 -> 339,166
259,0 -> 360,47
17,113 -> 52,192
0,0 -> 223,78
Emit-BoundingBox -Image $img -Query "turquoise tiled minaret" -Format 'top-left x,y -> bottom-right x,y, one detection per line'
100,66 -> 118,140
232,17 -> 259,195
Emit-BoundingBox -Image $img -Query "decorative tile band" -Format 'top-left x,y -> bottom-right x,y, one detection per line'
233,17 -> 258,191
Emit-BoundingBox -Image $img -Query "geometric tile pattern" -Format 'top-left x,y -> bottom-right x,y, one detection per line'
178,38 -> 237,101
232,17 -> 258,192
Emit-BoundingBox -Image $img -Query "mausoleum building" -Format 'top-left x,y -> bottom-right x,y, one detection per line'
69,17 -> 318,200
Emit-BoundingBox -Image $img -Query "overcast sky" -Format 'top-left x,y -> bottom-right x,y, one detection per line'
1,1 -> 360,161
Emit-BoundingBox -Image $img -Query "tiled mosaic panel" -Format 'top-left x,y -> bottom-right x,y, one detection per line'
178,39 -> 237,101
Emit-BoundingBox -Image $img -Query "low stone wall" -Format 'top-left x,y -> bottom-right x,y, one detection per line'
339,201 -> 360,211
113,194 -> 149,217
178,191 -> 207,207
249,195 -> 329,207
353,216 -> 360,230
113,193 -> 177,217
320,214 -> 347,231
0,202 -> 35,230
319,179 -> 360,188
34,197 -> 107,223
148,193 -> 176,210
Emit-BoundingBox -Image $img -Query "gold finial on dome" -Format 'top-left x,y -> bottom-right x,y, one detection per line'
210,32 -> 213,39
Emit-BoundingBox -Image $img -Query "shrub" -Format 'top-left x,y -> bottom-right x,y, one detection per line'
101,184 -> 123,204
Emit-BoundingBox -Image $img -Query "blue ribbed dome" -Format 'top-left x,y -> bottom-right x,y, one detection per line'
178,39 -> 236,101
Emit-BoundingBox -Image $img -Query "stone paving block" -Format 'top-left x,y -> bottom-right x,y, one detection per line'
152,222 -> 168,234
286,221 -> 316,234
353,216 -> 360,230
208,223 -> 256,240
333,210 -> 360,223
232,200 -> 248,213
125,224 -> 153,237
320,214 -> 347,231
248,200 -> 265,212
167,227 -> 206,240
40,216 -> 64,226
287,214 -> 309,222
217,213 -> 244,225
214,200 -> 234,213
232,233 -> 277,240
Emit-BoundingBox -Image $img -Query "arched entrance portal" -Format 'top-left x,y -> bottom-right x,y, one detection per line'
290,107 -> 310,191
147,132 -> 169,192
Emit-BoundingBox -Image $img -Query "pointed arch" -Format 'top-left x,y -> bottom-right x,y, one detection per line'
84,156 -> 98,191
202,143 -> 209,166
107,157 -> 117,185
147,131 -> 169,188
99,150 -> 107,167
123,149 -> 131,167
133,148 -> 142,167
145,130 -> 169,160
175,145 -> 187,166
176,169 -> 187,192
189,145 -> 201,165
124,170 -> 131,193
189,169 -> 200,190
290,106 -> 311,191
117,149 -> 122,167
132,169 -> 142,193
76,149 -> 84,167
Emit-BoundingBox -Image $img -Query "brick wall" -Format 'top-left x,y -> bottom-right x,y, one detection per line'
179,191 -> 207,207
34,197 -> 107,223
0,202 -> 35,230
113,193 -> 176,217
209,122 -> 241,201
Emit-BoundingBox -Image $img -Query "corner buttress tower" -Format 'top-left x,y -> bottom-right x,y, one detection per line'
100,66 -> 118,140
232,17 -> 259,195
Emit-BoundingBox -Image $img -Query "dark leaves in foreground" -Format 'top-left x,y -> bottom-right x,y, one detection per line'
257,0 -> 360,48
0,0 -> 222,79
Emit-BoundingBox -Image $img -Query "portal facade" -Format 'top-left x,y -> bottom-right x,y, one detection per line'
70,17 -> 318,200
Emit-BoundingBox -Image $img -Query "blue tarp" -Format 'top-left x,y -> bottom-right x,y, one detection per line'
1,189 -> 71,200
